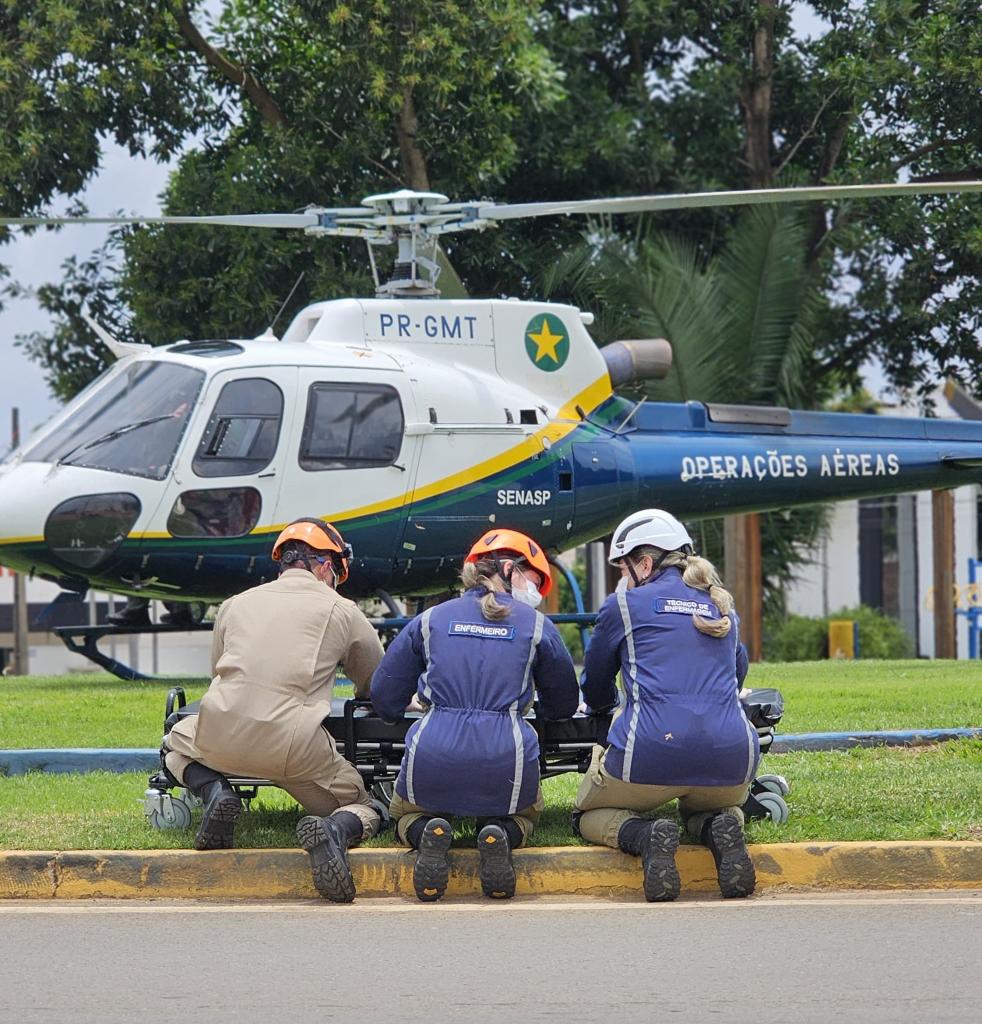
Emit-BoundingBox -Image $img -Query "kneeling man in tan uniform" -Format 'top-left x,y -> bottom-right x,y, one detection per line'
164,518 -> 384,902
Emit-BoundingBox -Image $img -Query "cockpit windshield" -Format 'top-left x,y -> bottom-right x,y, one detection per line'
22,361 -> 205,480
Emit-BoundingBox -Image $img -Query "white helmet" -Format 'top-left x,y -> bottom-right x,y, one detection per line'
609,509 -> 693,564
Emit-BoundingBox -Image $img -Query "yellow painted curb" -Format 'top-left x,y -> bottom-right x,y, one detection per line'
1,843 -> 980,900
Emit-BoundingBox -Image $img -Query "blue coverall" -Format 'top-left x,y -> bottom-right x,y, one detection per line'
575,566 -> 759,846
371,588 -> 578,841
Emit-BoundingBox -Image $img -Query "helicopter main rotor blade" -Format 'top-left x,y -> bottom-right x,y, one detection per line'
475,180 -> 982,222
0,212 -> 326,229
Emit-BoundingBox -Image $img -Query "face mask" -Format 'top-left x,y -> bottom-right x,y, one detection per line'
512,581 -> 543,609
615,576 -> 630,595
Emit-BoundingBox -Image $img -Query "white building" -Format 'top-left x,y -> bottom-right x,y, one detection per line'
785,389 -> 980,658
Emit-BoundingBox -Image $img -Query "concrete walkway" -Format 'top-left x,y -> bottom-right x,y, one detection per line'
2,893 -> 981,1023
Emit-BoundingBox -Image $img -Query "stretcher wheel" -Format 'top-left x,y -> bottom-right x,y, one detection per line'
754,790 -> 789,824
756,774 -> 790,796
144,790 -> 193,830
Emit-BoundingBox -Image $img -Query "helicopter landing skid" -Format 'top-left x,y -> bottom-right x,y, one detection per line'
55,610 -> 599,680
54,622 -> 215,681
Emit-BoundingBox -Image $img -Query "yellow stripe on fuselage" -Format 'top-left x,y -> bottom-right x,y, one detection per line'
0,534 -> 45,547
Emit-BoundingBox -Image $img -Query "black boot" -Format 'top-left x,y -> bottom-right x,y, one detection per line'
407,817 -> 453,902
618,818 -> 680,902
296,810 -> 362,903
107,596 -> 151,628
701,812 -> 756,899
161,601 -> 206,627
477,823 -> 516,899
183,762 -> 242,851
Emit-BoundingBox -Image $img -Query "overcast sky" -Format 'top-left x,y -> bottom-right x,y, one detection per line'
1,3 -> 849,445
0,147 -> 172,443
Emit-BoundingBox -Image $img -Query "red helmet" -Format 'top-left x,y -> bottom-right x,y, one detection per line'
271,518 -> 351,584
465,528 -> 553,596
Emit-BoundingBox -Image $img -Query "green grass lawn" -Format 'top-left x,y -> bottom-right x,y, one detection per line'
0,660 -> 980,849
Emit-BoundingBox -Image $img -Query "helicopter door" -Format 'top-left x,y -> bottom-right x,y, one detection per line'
401,419 -> 576,586
290,369 -> 417,591
148,368 -> 299,597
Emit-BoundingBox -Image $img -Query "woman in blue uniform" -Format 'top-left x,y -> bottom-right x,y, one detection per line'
575,508 -> 758,901
371,529 -> 578,902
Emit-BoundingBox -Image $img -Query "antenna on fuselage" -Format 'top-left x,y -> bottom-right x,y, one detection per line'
261,271 -> 306,341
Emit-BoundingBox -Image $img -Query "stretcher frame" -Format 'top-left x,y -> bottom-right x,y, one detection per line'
144,687 -> 790,828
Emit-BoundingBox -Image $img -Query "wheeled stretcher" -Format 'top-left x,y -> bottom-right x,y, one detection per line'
144,686 -> 791,830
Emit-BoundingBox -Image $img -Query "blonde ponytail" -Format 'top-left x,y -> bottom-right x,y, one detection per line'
460,559 -> 511,621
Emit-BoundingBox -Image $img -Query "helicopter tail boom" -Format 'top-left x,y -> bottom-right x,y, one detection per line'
613,399 -> 982,524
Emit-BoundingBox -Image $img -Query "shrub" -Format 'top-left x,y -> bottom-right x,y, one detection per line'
830,605 -> 914,660
764,604 -> 914,662
764,613 -> 828,661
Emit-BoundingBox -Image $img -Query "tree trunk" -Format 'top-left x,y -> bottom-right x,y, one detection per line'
724,512 -> 763,662
731,3 -> 773,624
397,86 -> 430,191
932,489 -> 956,658
805,111 -> 853,268
740,0 -> 776,188
175,7 -> 286,128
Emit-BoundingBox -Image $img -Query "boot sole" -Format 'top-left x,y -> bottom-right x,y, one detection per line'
193,793 -> 242,851
413,818 -> 452,902
297,816 -> 355,903
641,820 -> 681,903
477,826 -> 516,899
710,814 -> 756,899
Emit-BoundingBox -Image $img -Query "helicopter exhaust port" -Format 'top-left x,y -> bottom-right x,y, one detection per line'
602,338 -> 673,387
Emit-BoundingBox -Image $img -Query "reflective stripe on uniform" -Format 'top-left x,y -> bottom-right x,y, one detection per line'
406,608 -> 438,803
617,590 -> 641,783
405,706 -> 433,805
509,612 -> 544,814
419,606 -> 434,702
741,708 -> 757,785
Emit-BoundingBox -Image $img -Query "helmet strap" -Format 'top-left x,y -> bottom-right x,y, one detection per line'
492,553 -> 514,592
628,549 -> 671,588
625,558 -> 643,589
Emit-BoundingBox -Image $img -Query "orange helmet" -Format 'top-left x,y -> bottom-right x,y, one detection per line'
465,528 -> 553,596
272,518 -> 351,584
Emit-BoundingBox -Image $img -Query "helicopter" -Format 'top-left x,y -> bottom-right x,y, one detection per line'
1,181 -> 981,619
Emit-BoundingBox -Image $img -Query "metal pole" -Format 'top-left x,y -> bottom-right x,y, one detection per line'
152,603 -> 159,675
586,542 -> 608,612
107,593 -> 116,662
10,409 -> 29,675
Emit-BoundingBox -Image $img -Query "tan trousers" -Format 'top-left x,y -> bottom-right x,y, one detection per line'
573,746 -> 749,849
389,789 -> 545,848
164,747 -> 381,838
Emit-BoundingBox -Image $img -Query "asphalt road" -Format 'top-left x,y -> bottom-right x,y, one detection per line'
1,893 -> 980,1023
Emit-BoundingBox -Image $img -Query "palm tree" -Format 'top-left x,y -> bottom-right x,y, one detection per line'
544,204 -> 830,653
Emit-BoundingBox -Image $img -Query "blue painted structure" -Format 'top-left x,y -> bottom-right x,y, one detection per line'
956,558 -> 982,659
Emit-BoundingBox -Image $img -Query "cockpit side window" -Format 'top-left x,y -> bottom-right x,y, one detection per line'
299,382 -> 404,471
22,361 -> 204,480
192,378 -> 284,478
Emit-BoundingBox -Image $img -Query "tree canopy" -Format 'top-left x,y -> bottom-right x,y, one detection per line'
2,0 -> 980,400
